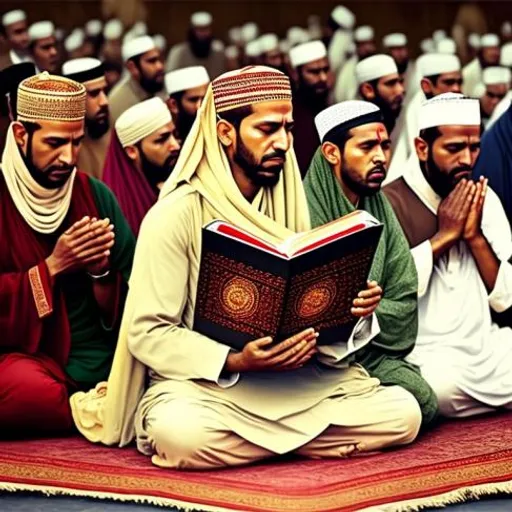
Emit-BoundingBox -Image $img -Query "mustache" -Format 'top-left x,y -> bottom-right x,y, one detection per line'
449,166 -> 472,178
96,106 -> 109,117
368,164 -> 386,175
261,150 -> 287,163
48,165 -> 74,173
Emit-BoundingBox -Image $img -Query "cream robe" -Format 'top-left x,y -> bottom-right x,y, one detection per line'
486,90 -> 512,130
77,129 -> 111,180
165,43 -> 226,79
462,58 -> 482,97
384,106 -> 410,185
403,158 -> 512,416
108,76 -> 156,123
334,55 -> 358,103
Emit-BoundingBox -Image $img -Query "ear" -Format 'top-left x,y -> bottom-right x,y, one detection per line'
168,97 -> 180,117
124,145 -> 139,162
12,122 -> 28,148
125,60 -> 139,79
320,141 -> 341,167
414,136 -> 429,162
360,82 -> 375,100
216,119 -> 236,147
420,78 -> 432,95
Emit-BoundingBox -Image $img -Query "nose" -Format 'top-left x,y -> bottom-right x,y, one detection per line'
397,81 -> 405,96
196,97 -> 204,110
99,91 -> 109,107
273,128 -> 290,152
49,46 -> 58,58
319,71 -> 328,83
59,143 -> 74,166
451,83 -> 462,93
374,145 -> 387,164
155,59 -> 164,73
458,147 -> 472,167
168,133 -> 181,152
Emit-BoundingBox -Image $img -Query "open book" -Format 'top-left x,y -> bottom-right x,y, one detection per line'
193,211 -> 383,350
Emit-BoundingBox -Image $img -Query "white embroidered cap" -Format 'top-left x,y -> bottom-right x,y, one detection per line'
468,33 -> 481,49
315,100 -> 381,142
383,33 -> 407,48
259,33 -> 279,53
191,12 -> 212,27
225,45 -> 239,59
420,38 -> 435,54
64,29 -> 85,53
356,54 -> 398,85
480,33 -> 500,48
437,38 -> 457,54
2,10 -> 26,27
28,21 -> 54,41
501,42 -> 512,67
153,34 -> 167,51
241,22 -> 259,43
432,29 -> 447,43
103,19 -> 123,40
287,26 -> 310,47
289,40 -> 327,68
245,40 -> 262,58
228,27 -> 242,44
482,66 -> 512,85
85,20 -> 102,37
354,25 -> 374,43
122,35 -> 155,62
419,54 -> 461,77
131,21 -> 147,37
115,97 -> 171,147
330,6 -> 356,30
418,93 -> 480,131
165,66 -> 210,96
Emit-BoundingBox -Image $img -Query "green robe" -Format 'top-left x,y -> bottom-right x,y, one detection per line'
304,149 -> 438,427
64,177 -> 135,387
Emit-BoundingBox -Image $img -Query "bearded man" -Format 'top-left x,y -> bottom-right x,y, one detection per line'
0,10 -> 31,70
71,66 -> 421,469
63,58 -> 111,179
0,73 -> 135,437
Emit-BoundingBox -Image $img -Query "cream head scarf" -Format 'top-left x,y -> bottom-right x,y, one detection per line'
1,72 -> 86,234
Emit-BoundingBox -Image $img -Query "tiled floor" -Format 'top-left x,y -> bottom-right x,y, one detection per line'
1,493 -> 511,511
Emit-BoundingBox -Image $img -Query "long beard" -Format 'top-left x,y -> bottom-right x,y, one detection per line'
176,110 -> 196,141
139,74 -> 163,94
140,147 -> 178,191
86,116 -> 110,140
188,31 -> 212,59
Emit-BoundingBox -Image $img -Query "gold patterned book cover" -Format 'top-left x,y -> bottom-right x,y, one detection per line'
193,212 -> 383,350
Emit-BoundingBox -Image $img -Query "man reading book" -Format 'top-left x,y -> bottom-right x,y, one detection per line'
71,66 -> 421,469
304,101 -> 439,427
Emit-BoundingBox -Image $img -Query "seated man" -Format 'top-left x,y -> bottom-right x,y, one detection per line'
0,73 -> 135,436
72,66 -> 421,469
385,93 -> 512,418
304,101 -> 438,427
164,65 -> 210,143
103,97 -> 181,236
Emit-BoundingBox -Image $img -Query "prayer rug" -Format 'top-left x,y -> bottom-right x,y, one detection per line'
0,413 -> 511,512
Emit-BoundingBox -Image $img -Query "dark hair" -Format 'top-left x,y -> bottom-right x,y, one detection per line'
103,59 -> 122,74
325,128 -> 353,155
327,15 -> 340,33
128,55 -> 143,70
170,90 -> 185,104
359,78 -> 378,100
424,74 -> 440,86
0,24 -> 6,37
217,105 -> 253,131
19,120 -> 42,133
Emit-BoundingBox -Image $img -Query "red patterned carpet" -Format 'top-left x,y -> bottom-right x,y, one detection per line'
0,413 -> 512,512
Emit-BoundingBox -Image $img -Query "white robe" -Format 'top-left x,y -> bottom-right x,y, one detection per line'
334,55 -> 358,103
486,90 -> 512,130
403,158 -> 512,417
384,106 -> 410,185
462,58 -> 482,97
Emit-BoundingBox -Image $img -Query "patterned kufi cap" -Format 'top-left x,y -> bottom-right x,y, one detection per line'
17,72 -> 86,123
212,66 -> 291,113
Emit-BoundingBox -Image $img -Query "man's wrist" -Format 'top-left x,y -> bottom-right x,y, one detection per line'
225,352 -> 244,373
466,232 -> 486,249
431,230 -> 457,257
45,255 -> 61,278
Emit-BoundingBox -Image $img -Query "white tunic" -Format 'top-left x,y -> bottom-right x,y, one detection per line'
486,90 -> 512,130
334,55 -> 358,103
403,158 -> 512,410
462,58 -> 482,97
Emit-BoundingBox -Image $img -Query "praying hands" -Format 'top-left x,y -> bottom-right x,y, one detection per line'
45,215 -> 115,277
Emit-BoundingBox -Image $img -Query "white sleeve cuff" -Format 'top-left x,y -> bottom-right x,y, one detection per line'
488,260 -> 512,312
317,314 -> 380,368
217,372 -> 240,388
411,241 -> 433,298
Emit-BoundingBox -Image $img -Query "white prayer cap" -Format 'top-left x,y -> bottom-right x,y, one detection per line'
418,93 -> 480,131
383,33 -> 407,48
287,26 -> 309,47
228,27 -> 242,44
153,34 -> 166,51
433,30 -> 446,43
132,21 -> 147,37
289,40 -> 327,68
502,22 -> 512,37
165,66 -> 210,96
354,25 -> 374,43
85,19 -> 102,37
419,54 -> 460,77
437,38 -> 457,54
330,6 -> 356,30
212,39 -> 225,52
2,10 -> 26,27
279,40 -> 290,54
420,38 -> 435,54
241,22 -> 259,43
259,33 -> 279,53
103,19 -> 123,40
191,12 -> 212,28
468,33 -> 481,49
482,66 -> 511,85
122,35 -> 155,62
225,45 -> 239,59
63,57 -> 104,84
64,29 -> 85,53
473,82 -> 486,99
480,33 -> 500,48
501,42 -> 512,66
115,97 -> 171,147
28,21 -> 55,42
315,101 -> 381,142
356,54 -> 398,85
245,40 -> 262,58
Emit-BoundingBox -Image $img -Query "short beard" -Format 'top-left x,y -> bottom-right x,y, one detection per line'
86,116 -> 110,140
139,145 -> 178,191
371,92 -> 401,134
233,134 -> 284,188
341,155 -> 385,198
297,77 -> 329,111
139,74 -> 163,94
396,60 -> 409,75
176,109 -> 196,141
188,29 -> 212,59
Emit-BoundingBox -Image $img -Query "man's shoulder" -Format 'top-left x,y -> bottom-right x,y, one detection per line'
143,187 -> 200,229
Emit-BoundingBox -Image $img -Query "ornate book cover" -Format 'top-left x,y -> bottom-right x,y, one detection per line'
193,215 -> 383,351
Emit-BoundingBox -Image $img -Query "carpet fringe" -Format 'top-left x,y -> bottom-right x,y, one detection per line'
362,479 -> 512,511
0,482 -> 239,512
